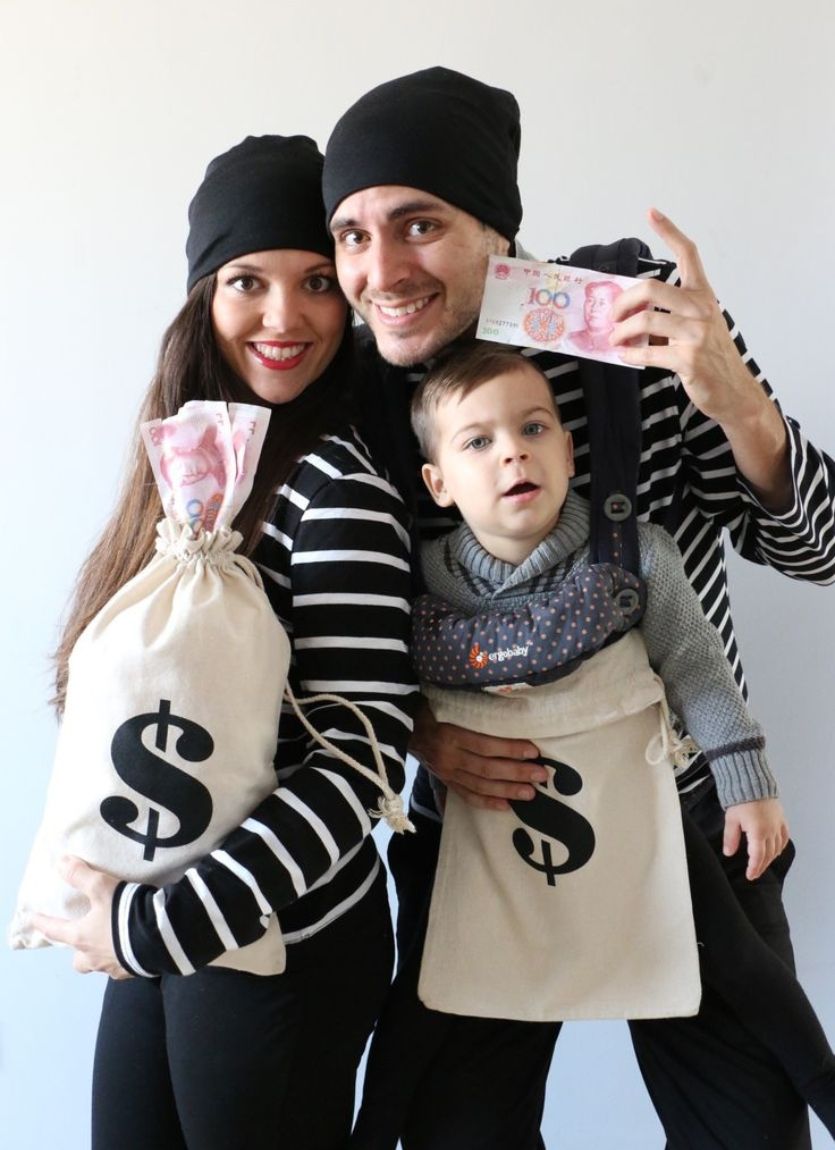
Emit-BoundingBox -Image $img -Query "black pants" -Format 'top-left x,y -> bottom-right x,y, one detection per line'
630,788 -> 817,1150
352,789 -> 820,1150
93,869 -> 394,1150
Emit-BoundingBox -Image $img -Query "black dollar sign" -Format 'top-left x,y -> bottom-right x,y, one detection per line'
101,699 -> 214,862
510,756 -> 595,886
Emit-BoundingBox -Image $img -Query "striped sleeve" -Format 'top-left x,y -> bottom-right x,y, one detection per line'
113,437 -> 418,976
659,264 -> 835,586
732,413 -> 835,583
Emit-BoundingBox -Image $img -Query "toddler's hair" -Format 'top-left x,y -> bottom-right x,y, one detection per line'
410,341 -> 560,461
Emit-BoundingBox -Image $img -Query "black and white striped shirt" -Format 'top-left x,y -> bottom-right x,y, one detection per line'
113,431 -> 418,976
369,255 -> 835,816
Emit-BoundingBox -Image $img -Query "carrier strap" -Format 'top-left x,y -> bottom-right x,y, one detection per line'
568,238 -> 650,577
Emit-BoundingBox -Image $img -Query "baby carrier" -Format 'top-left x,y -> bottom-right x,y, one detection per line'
416,240 -> 701,1021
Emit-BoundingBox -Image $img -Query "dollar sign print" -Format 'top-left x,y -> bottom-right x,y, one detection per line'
510,756 -> 595,887
101,699 -> 214,862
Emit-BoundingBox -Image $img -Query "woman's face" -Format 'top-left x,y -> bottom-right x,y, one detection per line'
211,249 -> 347,404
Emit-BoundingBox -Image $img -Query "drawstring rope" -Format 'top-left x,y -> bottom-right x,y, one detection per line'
646,693 -> 699,769
158,516 -> 413,833
283,683 -> 415,835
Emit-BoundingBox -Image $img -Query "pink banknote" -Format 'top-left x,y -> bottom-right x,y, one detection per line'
141,402 -> 270,533
477,255 -> 645,368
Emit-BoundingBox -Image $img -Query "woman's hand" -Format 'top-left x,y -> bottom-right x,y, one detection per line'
31,857 -> 132,979
411,698 -> 547,811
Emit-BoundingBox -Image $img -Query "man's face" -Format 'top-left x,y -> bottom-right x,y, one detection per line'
330,185 -> 509,366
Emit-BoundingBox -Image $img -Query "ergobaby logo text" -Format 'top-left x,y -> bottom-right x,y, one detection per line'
468,641 -> 529,671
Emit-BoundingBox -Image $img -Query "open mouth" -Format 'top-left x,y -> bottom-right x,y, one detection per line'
504,481 -> 539,498
249,342 -> 308,370
253,342 -> 305,361
374,295 -> 435,322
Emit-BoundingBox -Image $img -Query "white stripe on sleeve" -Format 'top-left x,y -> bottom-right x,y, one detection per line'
151,889 -> 196,976
241,817 -> 307,898
317,768 -> 374,833
274,791 -> 340,866
117,884 -> 156,979
212,849 -> 273,917
185,870 -> 238,953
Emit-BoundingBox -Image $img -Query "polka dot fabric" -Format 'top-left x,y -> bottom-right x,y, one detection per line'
413,563 -> 645,690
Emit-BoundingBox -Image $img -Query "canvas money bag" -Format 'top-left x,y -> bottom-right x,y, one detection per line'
417,629 -> 701,1021
10,401 -> 411,975
419,255 -> 700,1018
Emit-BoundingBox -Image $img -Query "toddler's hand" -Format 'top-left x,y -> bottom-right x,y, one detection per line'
723,798 -> 789,881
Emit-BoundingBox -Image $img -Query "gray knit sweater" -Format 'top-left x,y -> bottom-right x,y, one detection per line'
418,491 -> 777,809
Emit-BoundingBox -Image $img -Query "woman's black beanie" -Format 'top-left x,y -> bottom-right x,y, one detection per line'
186,134 -> 333,291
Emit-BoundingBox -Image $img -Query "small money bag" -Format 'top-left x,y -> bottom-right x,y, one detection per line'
11,402 -> 290,973
417,631 -> 700,1021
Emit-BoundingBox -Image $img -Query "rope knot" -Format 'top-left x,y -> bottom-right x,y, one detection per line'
370,795 -> 416,835
646,693 -> 700,768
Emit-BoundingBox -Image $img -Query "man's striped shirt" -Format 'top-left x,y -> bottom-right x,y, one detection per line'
377,255 -> 835,816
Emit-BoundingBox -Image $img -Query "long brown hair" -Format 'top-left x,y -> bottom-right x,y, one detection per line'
53,274 -> 354,712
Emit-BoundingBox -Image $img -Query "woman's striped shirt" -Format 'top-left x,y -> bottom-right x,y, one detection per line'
112,430 -> 419,977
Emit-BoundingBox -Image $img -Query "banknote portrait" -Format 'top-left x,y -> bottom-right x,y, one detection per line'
568,280 -> 623,353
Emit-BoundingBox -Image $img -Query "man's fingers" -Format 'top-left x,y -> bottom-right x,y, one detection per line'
457,753 -> 546,786
612,278 -> 707,323
447,781 -> 510,812
433,735 -> 548,789
450,728 -> 541,762
616,344 -> 691,374
646,208 -> 710,292
449,764 -> 539,802
610,310 -> 705,348
414,711 -> 548,807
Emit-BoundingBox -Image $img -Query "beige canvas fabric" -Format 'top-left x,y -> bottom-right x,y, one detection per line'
10,400 -> 412,976
10,520 -> 289,974
418,630 -> 701,1021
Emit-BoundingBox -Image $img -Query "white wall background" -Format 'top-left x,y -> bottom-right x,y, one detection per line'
1,1 -> 833,1146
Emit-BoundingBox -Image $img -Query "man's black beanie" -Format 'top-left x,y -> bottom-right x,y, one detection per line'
323,67 -> 523,242
186,135 -> 333,292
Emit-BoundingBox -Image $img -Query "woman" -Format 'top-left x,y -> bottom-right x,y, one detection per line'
35,135 -> 417,1150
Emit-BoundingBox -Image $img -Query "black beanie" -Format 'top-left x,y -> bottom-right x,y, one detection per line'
186,135 -> 333,292
323,67 -> 523,242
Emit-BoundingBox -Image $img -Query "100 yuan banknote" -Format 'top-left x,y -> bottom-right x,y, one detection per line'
477,254 -> 644,368
141,402 -> 270,534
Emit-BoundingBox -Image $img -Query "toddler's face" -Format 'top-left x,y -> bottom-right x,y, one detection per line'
421,364 -> 574,565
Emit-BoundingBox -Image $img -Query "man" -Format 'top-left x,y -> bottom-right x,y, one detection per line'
323,67 -> 835,1149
